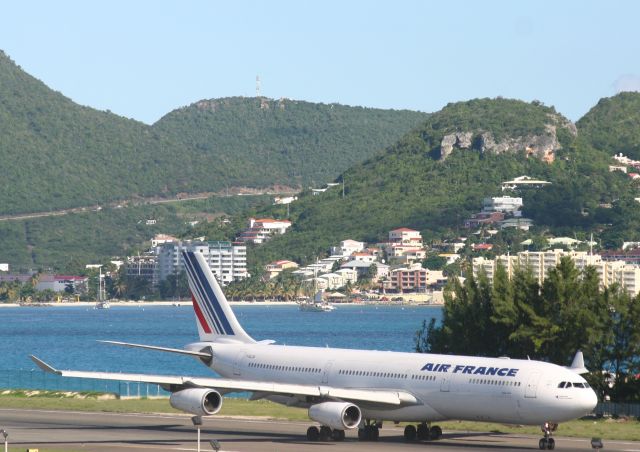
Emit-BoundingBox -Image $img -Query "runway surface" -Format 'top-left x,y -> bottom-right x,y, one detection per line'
1,408 -> 639,451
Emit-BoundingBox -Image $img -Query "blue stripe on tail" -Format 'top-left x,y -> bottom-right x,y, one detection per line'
183,252 -> 224,335
183,251 -> 234,335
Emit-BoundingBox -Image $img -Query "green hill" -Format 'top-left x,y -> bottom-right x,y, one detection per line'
576,92 -> 640,159
0,50 -> 427,216
196,97 -> 636,274
153,97 -> 428,189
0,194 -> 271,272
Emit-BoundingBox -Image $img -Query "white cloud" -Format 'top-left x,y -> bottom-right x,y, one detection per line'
613,74 -> 640,93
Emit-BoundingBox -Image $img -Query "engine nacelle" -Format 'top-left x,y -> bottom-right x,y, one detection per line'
308,401 -> 362,430
169,388 -> 222,416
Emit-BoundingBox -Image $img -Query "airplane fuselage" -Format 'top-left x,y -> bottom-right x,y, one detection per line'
188,341 -> 597,425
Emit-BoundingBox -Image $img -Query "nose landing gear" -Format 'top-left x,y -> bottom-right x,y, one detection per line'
538,422 -> 557,450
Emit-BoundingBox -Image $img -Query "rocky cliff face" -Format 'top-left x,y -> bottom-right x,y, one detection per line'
439,114 -> 577,163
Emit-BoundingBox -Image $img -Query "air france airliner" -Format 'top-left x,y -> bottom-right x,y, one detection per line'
31,251 -> 597,450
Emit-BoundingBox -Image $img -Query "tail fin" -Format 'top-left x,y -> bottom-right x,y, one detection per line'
182,250 -> 255,343
567,350 -> 589,374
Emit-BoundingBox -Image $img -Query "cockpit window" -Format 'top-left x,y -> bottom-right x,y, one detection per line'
572,382 -> 585,388
558,382 -> 566,388
584,382 -> 590,388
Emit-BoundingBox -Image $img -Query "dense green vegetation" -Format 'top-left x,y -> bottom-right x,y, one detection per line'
416,97 -> 569,154
0,50 -> 427,216
154,97 -> 428,189
220,97 -> 638,274
577,92 -> 640,159
0,195 -> 271,272
3,46 -> 640,277
416,258 -> 640,402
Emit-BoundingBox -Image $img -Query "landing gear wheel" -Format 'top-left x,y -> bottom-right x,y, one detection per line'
417,423 -> 431,441
404,424 -> 417,442
332,429 -> 345,441
319,426 -> 332,441
539,422 -> 556,449
358,424 -> 379,441
430,425 -> 443,440
306,426 -> 320,441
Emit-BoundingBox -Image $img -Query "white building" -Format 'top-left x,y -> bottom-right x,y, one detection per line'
151,234 -> 178,247
482,196 -> 523,213
351,252 -> 377,263
388,228 -> 423,245
126,254 -> 158,286
335,268 -> 358,284
273,196 -> 298,205
473,249 -> 640,297
156,241 -> 248,285
319,272 -> 345,290
330,239 -> 365,257
35,274 -> 88,294
501,175 -> 551,191
238,218 -> 292,244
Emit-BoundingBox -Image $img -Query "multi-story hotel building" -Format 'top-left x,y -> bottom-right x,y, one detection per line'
156,241 -> 248,285
473,249 -> 640,296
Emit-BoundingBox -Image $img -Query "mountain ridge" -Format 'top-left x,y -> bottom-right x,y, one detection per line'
0,50 -> 428,216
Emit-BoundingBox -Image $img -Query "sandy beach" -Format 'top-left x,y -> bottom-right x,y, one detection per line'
0,298 -> 442,308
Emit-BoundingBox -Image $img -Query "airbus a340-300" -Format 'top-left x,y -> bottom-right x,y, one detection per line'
31,251 -> 597,449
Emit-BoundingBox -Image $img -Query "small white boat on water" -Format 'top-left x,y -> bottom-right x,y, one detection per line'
95,300 -> 110,309
298,290 -> 335,312
93,267 -> 110,309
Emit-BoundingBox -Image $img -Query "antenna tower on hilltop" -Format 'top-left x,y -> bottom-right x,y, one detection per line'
256,75 -> 261,97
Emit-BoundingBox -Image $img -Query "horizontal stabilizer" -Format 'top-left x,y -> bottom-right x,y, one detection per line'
99,340 -> 212,359
566,350 -> 589,374
30,355 -> 61,375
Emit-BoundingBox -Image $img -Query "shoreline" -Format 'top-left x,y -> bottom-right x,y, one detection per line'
0,300 -> 443,308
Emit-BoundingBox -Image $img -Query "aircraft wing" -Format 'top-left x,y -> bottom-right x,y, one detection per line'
30,355 -> 418,407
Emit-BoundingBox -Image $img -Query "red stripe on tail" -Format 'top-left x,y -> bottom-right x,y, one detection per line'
191,293 -> 212,334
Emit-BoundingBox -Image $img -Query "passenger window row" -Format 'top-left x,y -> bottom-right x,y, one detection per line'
248,362 -> 320,373
411,374 -> 436,381
557,381 -> 590,388
469,378 -> 521,386
338,369 -> 408,379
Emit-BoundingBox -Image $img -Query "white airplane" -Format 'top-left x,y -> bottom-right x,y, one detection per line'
31,250 -> 597,450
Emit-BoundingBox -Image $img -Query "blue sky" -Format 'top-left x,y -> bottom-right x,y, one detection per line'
2,0 -> 639,124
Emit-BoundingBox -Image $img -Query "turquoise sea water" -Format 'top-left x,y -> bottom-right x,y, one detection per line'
0,304 -> 441,394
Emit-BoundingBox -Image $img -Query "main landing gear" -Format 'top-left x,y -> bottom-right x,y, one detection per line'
403,422 -> 443,442
538,422 -> 557,450
306,426 -> 345,442
357,420 -> 380,441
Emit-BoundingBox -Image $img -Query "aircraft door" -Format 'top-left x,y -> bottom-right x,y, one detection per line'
440,374 -> 450,392
322,361 -> 333,384
525,371 -> 540,398
233,350 -> 245,376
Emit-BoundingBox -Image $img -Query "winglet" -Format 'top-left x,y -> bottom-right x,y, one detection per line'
567,350 -> 589,374
30,355 -> 61,375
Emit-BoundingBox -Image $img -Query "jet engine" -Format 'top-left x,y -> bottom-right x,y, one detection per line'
169,388 -> 223,416
308,401 -> 362,430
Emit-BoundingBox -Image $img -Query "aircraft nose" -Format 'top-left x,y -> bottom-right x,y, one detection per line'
582,389 -> 598,413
